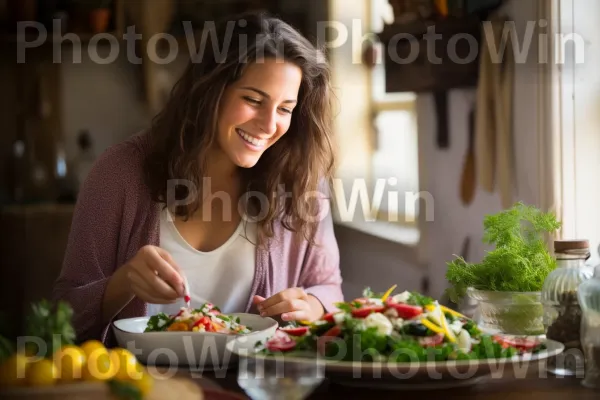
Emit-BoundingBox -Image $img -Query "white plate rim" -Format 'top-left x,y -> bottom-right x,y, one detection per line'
225,337 -> 565,372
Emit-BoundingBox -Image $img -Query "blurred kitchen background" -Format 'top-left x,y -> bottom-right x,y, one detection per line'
1,0 -> 599,338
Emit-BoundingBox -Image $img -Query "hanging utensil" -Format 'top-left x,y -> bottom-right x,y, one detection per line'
460,105 -> 476,205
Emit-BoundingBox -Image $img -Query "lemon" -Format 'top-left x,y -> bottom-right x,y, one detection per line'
26,359 -> 57,387
0,353 -> 29,387
129,371 -> 154,396
79,340 -> 105,360
83,347 -> 117,382
110,348 -> 142,381
53,345 -> 86,382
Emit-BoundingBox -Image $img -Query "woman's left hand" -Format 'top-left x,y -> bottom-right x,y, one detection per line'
253,288 -> 324,322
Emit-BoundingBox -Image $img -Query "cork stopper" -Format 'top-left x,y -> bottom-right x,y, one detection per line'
554,240 -> 590,253
554,240 -> 590,259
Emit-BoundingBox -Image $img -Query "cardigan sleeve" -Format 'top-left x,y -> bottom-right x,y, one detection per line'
52,143 -> 134,343
299,192 -> 344,313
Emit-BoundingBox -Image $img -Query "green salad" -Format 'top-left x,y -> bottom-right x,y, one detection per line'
255,286 -> 547,362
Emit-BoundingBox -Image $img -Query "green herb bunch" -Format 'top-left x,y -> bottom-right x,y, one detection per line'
445,202 -> 561,303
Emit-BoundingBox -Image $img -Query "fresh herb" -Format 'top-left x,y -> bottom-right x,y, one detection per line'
335,302 -> 353,313
25,300 -> 76,357
144,313 -> 173,332
108,379 -> 142,400
462,320 -> 481,338
0,334 -> 14,363
445,202 -> 561,303
216,315 -> 230,322
362,287 -> 384,298
406,292 -> 434,307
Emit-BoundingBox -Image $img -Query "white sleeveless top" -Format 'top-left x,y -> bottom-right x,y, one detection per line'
146,207 -> 257,316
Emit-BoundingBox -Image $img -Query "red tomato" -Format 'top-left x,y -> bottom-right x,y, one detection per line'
493,335 -> 539,351
266,330 -> 297,352
322,312 -> 337,323
385,300 -> 423,319
322,325 -> 342,338
279,326 -> 309,336
351,305 -> 385,318
418,333 -> 444,347
192,316 -> 212,331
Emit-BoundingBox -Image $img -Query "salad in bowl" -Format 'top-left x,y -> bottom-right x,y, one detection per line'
112,302 -> 277,369
144,302 -> 252,334
255,286 -> 549,362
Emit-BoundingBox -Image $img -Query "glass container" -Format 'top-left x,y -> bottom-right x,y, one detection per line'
467,289 -> 544,335
541,239 -> 594,376
578,265 -> 600,389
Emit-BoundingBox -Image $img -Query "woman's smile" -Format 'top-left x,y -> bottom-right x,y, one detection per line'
235,128 -> 268,151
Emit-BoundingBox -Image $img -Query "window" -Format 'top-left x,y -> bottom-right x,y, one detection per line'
369,0 -> 420,225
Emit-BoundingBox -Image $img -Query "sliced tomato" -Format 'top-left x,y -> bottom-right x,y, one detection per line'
192,316 -> 212,331
351,305 -> 385,318
385,300 -> 423,319
322,325 -> 342,338
418,333 -> 444,347
493,335 -> 540,351
280,326 -> 309,336
322,312 -> 337,323
266,330 -> 297,352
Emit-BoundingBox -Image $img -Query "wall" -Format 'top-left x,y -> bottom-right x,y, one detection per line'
418,0 -> 542,299
59,45 -> 189,160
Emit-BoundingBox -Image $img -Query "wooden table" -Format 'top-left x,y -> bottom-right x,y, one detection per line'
168,365 -> 598,400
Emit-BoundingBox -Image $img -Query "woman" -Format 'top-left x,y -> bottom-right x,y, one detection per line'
52,11 -> 344,345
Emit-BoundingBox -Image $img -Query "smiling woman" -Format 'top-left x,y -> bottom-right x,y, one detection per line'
52,11 -> 344,345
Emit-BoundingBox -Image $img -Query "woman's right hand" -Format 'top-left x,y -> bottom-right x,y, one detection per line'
124,245 -> 185,304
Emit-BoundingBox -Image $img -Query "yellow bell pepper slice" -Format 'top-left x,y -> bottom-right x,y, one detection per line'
437,304 -> 456,343
380,284 -> 397,302
425,304 -> 467,320
420,319 -> 445,335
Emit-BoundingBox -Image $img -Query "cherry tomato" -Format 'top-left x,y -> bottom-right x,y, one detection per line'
351,305 -> 385,318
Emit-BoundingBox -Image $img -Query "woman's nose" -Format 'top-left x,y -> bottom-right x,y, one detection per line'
256,108 -> 277,135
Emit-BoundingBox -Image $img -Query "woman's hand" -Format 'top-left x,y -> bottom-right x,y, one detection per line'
253,288 -> 324,322
124,245 -> 186,304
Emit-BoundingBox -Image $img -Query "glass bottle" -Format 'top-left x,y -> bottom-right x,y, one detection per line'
578,264 -> 600,389
541,240 -> 594,376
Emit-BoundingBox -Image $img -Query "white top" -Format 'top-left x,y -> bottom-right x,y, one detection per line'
147,207 -> 257,317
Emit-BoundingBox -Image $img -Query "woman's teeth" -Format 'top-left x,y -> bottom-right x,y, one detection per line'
237,129 -> 266,147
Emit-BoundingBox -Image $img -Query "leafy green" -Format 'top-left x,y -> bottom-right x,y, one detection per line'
144,313 -> 173,332
0,334 -> 14,362
25,300 -> 75,358
334,302 -> 353,313
462,320 -> 482,338
362,287 -> 385,298
406,292 -> 434,307
108,379 -> 142,400
445,202 -> 561,303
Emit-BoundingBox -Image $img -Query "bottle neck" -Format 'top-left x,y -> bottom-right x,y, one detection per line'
556,256 -> 587,269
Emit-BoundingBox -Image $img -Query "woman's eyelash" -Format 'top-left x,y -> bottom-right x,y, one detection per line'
244,96 -> 260,104
244,96 -> 293,114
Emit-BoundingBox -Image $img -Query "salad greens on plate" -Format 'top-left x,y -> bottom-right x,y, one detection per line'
255,285 -> 547,362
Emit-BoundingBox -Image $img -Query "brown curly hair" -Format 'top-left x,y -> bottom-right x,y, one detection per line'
144,11 -> 336,246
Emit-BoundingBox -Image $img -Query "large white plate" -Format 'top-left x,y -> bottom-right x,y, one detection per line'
112,313 -> 278,371
225,337 -> 565,390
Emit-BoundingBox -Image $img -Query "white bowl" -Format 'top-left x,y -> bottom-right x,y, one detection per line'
112,313 -> 278,371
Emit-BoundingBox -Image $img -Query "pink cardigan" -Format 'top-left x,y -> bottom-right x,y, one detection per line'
52,133 -> 344,345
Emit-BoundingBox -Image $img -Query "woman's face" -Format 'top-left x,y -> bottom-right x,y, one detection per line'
216,58 -> 302,169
